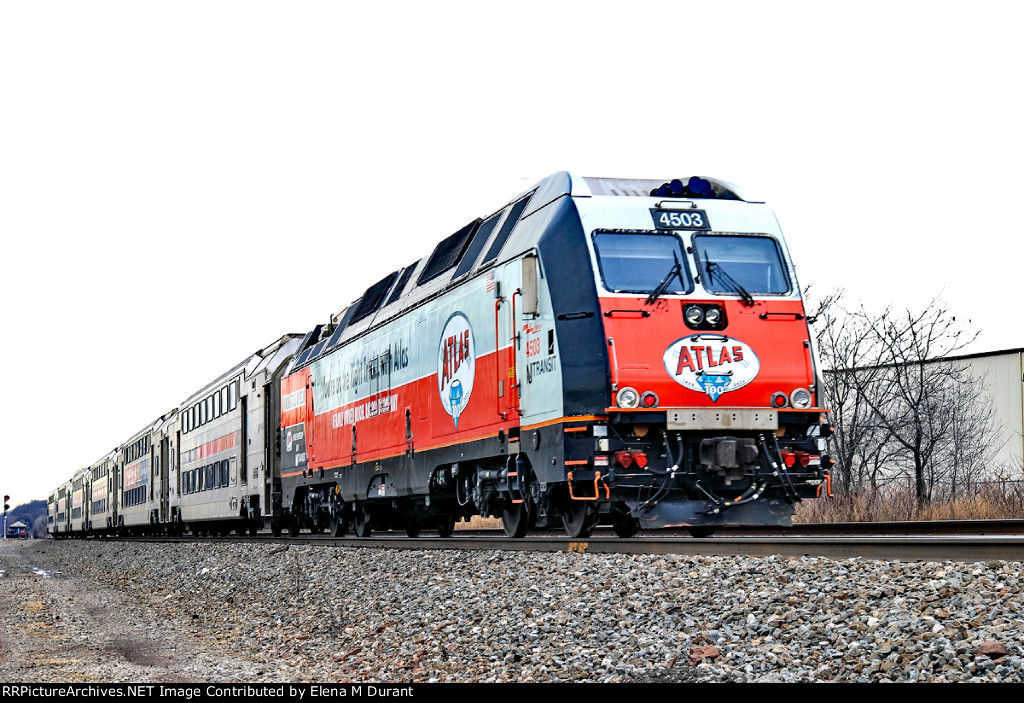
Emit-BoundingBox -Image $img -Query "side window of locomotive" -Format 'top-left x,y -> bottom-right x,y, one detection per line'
453,212 -> 501,279
480,194 -> 533,267
592,232 -> 694,295
418,219 -> 480,286
383,261 -> 419,308
692,234 -> 790,295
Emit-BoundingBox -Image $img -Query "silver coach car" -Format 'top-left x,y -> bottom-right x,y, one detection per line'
172,334 -> 301,536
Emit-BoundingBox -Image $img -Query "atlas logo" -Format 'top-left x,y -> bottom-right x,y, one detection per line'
438,312 -> 476,428
662,336 -> 760,402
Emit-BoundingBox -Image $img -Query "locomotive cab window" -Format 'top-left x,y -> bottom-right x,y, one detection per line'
592,232 -> 694,295
693,234 -> 790,295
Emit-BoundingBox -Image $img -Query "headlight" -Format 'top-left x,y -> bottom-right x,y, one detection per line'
616,387 -> 640,408
684,305 -> 704,326
790,388 -> 812,408
704,306 -> 722,325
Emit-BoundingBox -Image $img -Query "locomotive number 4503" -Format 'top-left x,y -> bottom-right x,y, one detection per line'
650,209 -> 711,230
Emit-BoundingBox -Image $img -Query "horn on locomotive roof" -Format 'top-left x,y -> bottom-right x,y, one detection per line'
651,176 -> 718,198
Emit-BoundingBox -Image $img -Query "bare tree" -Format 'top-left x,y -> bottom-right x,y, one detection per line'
811,289 -> 900,493
812,291 -> 1001,508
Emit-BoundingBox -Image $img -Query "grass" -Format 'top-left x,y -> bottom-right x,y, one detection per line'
454,515 -> 503,530
795,482 -> 1024,522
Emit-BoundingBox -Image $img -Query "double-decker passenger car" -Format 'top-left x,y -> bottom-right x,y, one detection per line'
48,482 -> 71,537
173,334 -> 301,535
87,451 -> 117,534
70,467 -> 90,534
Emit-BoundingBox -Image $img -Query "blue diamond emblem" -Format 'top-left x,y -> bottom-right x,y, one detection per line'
697,372 -> 732,402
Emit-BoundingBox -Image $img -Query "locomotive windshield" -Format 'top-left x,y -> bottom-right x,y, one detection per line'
593,232 -> 694,295
693,234 -> 790,295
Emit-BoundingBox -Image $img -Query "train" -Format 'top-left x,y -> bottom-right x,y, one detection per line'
48,172 -> 831,541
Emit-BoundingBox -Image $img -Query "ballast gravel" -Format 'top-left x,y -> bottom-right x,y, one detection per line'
1,539 -> 1021,683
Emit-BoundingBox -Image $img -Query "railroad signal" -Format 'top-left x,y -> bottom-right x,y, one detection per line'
3,495 -> 8,512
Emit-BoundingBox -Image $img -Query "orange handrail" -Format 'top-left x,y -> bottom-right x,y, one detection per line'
494,299 -> 505,420
567,471 -> 610,501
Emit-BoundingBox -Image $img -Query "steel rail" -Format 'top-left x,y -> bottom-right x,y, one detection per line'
114,530 -> 1024,562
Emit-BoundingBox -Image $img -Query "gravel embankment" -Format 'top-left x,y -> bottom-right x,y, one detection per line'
1,539 -> 1021,682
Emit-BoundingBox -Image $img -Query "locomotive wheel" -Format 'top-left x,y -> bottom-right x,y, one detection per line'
288,520 -> 300,538
501,502 -> 533,538
270,521 -> 282,537
249,522 -> 261,536
329,514 -> 346,538
688,526 -> 716,538
437,515 -> 455,538
561,502 -> 599,539
353,506 -> 373,537
405,521 -> 421,538
612,515 -> 640,538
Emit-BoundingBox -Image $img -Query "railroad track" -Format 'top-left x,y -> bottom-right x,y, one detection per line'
105,519 -> 1024,562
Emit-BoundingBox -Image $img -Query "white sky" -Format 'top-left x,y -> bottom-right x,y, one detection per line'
2,1 -> 1022,505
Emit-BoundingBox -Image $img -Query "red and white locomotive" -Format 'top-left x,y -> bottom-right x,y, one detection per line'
277,172 -> 831,538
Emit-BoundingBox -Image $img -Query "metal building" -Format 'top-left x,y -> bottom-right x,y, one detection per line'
955,348 -> 1024,472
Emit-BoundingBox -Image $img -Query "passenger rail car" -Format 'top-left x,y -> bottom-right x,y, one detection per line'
50,173 -> 830,540
279,173 -> 831,539
113,416 -> 172,532
47,484 -> 70,537
173,334 -> 301,535
70,467 -> 90,534
87,451 -> 117,533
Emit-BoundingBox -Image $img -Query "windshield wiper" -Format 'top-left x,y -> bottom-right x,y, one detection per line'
704,255 -> 755,307
645,256 -> 685,305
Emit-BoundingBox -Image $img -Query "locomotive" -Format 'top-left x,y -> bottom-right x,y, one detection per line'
48,172 -> 830,540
